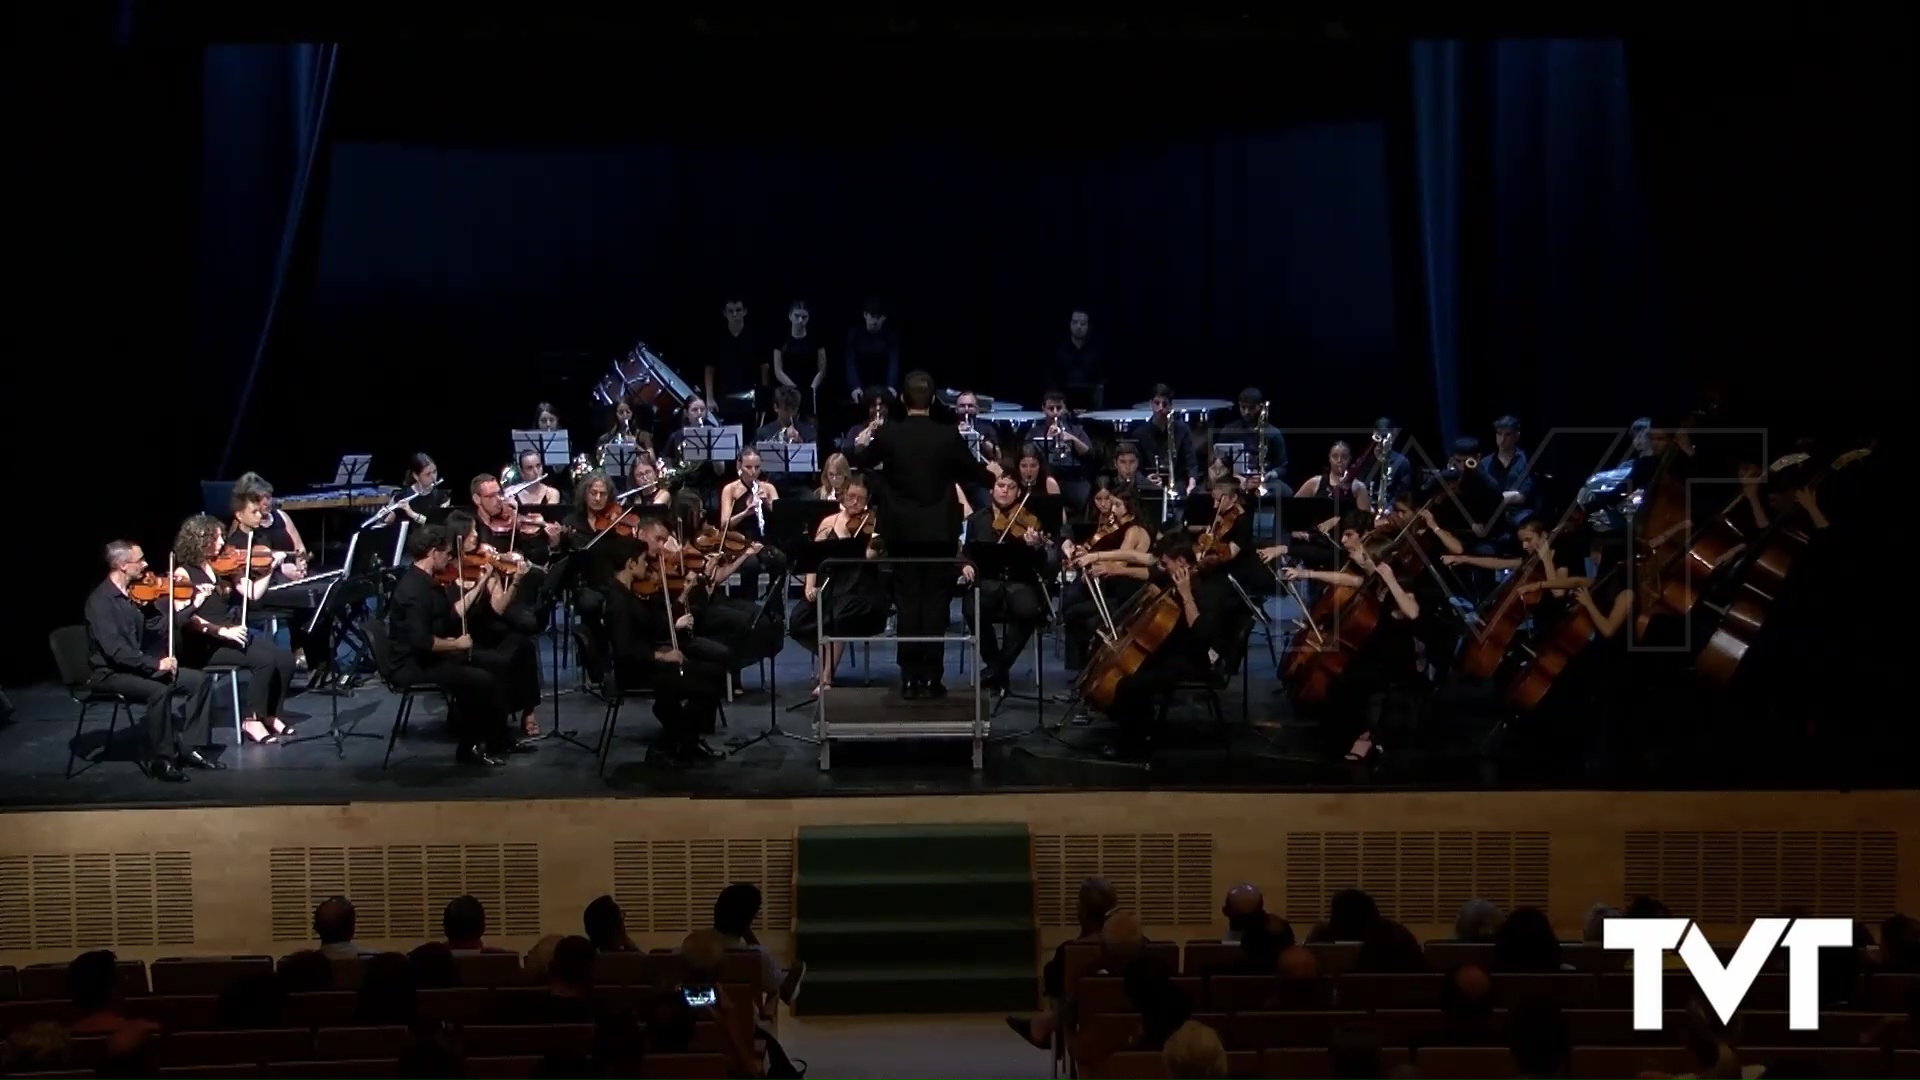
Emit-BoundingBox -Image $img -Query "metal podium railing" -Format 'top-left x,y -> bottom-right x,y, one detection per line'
814,556 -> 984,771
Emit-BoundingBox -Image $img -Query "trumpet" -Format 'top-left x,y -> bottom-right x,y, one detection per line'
1460,455 -> 1479,472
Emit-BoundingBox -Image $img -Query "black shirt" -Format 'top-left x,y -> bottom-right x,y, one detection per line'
388,566 -> 457,668
181,565 -> 241,628
777,333 -> 824,392
712,325 -> 759,394
1482,451 -> 1534,507
1212,421 -> 1289,485
1054,337 -> 1104,389
844,326 -> 900,392
754,418 -> 819,446
1019,416 -> 1094,477
85,578 -> 164,677
603,582 -> 670,690
853,414 -> 983,544
1131,418 -> 1199,485
228,513 -> 294,555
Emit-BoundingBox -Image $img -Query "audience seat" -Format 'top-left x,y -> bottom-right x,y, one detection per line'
151,957 -> 274,996
0,965 -> 19,1000
268,1059 -> 395,1078
159,1066 -> 259,1079
18,959 -> 147,1000
1570,1045 -> 1695,1078
159,1029 -> 313,1067
1415,1044 -> 1516,1078
450,951 -> 526,987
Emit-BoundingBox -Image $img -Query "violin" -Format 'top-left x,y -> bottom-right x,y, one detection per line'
1193,497 -> 1245,566
209,544 -> 286,579
127,572 -> 195,605
691,523 -> 752,558
992,507 -> 1043,542
435,549 -> 526,586
584,504 -> 639,538
628,547 -> 701,597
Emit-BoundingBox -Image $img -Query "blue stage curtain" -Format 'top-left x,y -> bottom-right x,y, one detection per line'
1407,40 -> 1645,437
201,43 -> 337,476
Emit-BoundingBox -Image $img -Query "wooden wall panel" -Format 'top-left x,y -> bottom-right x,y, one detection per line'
0,791 -> 1913,967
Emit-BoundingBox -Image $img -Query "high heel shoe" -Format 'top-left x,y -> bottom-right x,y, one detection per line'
241,718 -> 278,745
267,716 -> 296,738
1344,733 -> 1375,762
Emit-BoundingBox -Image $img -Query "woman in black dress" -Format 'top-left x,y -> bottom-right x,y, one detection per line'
789,475 -> 889,695
169,514 -> 300,744
445,510 -> 545,740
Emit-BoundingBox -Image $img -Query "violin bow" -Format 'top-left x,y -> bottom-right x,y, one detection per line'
166,554 -> 177,679
240,528 -> 255,628
995,486 -> 1036,544
659,557 -> 685,671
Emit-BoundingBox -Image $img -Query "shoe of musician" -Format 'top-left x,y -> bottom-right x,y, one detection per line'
148,757 -> 188,782
902,681 -> 925,701
925,681 -> 949,700
691,739 -> 726,761
178,750 -> 227,771
456,744 -> 506,767
644,743 -> 687,769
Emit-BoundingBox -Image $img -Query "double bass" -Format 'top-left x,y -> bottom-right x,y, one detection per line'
1694,446 -> 1867,686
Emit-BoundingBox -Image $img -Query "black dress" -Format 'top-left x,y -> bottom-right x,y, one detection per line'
177,564 -> 297,721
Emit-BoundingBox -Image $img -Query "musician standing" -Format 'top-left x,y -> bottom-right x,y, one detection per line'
1482,415 -> 1535,528
85,541 -> 217,782
1052,308 -> 1104,411
710,295 -> 760,422
960,474 -> 1051,695
1215,389 -> 1291,500
854,370 -> 984,698
844,297 -> 901,410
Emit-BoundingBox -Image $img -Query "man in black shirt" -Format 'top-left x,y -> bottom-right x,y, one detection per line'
1053,308 -> 1104,411
854,370 -> 988,697
960,474 -> 1051,694
1213,388 -> 1290,495
1358,417 -> 1415,505
1131,384 -> 1199,494
752,386 -> 819,494
710,296 -> 760,422
601,531 -> 722,766
83,540 -> 216,782
386,526 -> 513,766
844,297 -> 900,408
1100,537 -> 1217,761
1481,415 -> 1536,533
1019,390 -> 1096,510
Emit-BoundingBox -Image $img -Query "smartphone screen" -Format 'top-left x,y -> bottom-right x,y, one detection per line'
681,985 -> 717,1008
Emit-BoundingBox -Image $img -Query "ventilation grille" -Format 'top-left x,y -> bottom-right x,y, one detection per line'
0,852 -> 194,950
1284,832 -> 1550,926
1033,834 -> 1215,927
269,845 -> 541,943
612,839 -> 795,933
1624,831 -> 1898,922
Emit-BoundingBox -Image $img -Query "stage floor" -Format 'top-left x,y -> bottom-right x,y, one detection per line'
1,621 -> 1519,812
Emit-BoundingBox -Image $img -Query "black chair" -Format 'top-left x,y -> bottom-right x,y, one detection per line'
50,625 -> 138,778
595,668 -> 727,778
367,620 -> 447,769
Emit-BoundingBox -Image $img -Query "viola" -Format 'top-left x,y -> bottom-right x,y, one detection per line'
584,504 -> 638,538
127,572 -> 195,605
629,547 -> 701,597
1194,499 -> 1245,566
435,550 -> 526,586
992,507 -> 1043,542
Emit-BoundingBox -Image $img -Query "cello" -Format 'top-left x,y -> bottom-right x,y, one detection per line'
1076,582 -> 1186,712
1457,511 -> 1584,680
1694,446 -> 1866,686
1277,510 -> 1427,705
1503,567 -> 1621,711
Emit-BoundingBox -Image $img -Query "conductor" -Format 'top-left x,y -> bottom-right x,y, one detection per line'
853,369 -> 983,698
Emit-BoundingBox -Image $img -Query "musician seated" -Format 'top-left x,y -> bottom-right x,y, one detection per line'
85,540 -> 218,782
472,473 -> 560,563
1018,390 -> 1094,509
1426,437 -> 1510,552
1097,536 -> 1219,762
752,386 -> 819,447
1214,388 -> 1291,498
1061,482 -> 1153,671
1132,384 -> 1200,494
511,449 -> 563,507
228,477 -> 319,670
716,448 -> 790,599
1293,441 -> 1371,521
380,452 -> 451,528
789,476 -> 889,695
625,454 -> 676,507
1281,514 -> 1423,765
445,511 -> 546,741
601,534 -> 725,767
171,513 -> 299,745
843,386 -> 892,457
666,495 -> 784,697
960,474 -> 1052,694
385,525 -> 515,766
810,452 -> 853,502
1443,518 -> 1562,581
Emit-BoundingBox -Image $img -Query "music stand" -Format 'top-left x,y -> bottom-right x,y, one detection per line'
326,455 -> 373,488
281,534 -> 388,756
1211,442 -> 1249,479
601,438 -> 643,483
961,427 -> 985,462
533,554 -> 595,754
680,425 -> 742,472
751,531 -> 866,747
755,440 -> 818,478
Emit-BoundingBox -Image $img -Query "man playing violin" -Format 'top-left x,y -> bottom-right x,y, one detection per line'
170,513 -> 299,745
960,473 -> 1052,695
789,475 -> 889,697
472,473 -> 561,564
618,521 -> 728,761
84,540 -> 218,782
446,510 -> 545,742
602,532 -> 722,767
386,525 -> 515,767
667,491 -> 785,699
229,479 -> 336,679
715,447 -> 790,600
1097,536 -> 1218,762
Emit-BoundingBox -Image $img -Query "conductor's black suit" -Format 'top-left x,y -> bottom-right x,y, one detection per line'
853,413 -> 983,687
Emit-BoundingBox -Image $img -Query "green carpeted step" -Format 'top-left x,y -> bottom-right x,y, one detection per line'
795,916 -> 1035,969
796,869 -> 1033,922
794,962 -> 1039,1016
797,823 -> 1031,875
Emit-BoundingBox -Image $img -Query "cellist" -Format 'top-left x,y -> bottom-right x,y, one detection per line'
1096,536 -> 1218,762
1061,481 -> 1152,672
1277,514 -> 1421,765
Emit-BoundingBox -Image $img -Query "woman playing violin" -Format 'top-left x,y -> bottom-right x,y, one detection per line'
1061,481 -> 1153,671
1275,513 -> 1422,766
170,513 -> 299,745
228,480 -> 334,676
958,473 -> 1052,694
790,475 -> 889,697
443,510 -> 545,741
230,473 -> 310,574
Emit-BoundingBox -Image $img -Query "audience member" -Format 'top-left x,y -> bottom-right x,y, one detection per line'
584,895 -> 637,952
523,934 -> 564,981
1311,889 -> 1382,942
1277,944 -> 1320,982
314,895 -> 374,959
216,970 -> 288,1029
444,894 -> 509,953
1431,963 -> 1495,1045
1221,883 -> 1266,942
1494,906 -> 1566,972
1355,919 -> 1428,974
711,881 -> 805,1018
1881,914 -> 1920,972
3,1022 -> 71,1074
1454,898 -> 1505,942
1009,876 -> 1116,1048
1161,1019 -> 1228,1078
1508,996 -> 1572,1078
409,941 -> 461,989
66,950 -> 157,1038
1582,903 -> 1623,942
97,1022 -> 161,1078
356,951 -> 420,1025
278,948 -> 333,993
1235,913 -> 1295,975
397,1027 -> 467,1079
1625,895 -> 1672,919
523,935 -> 600,1022
676,929 -> 765,1078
